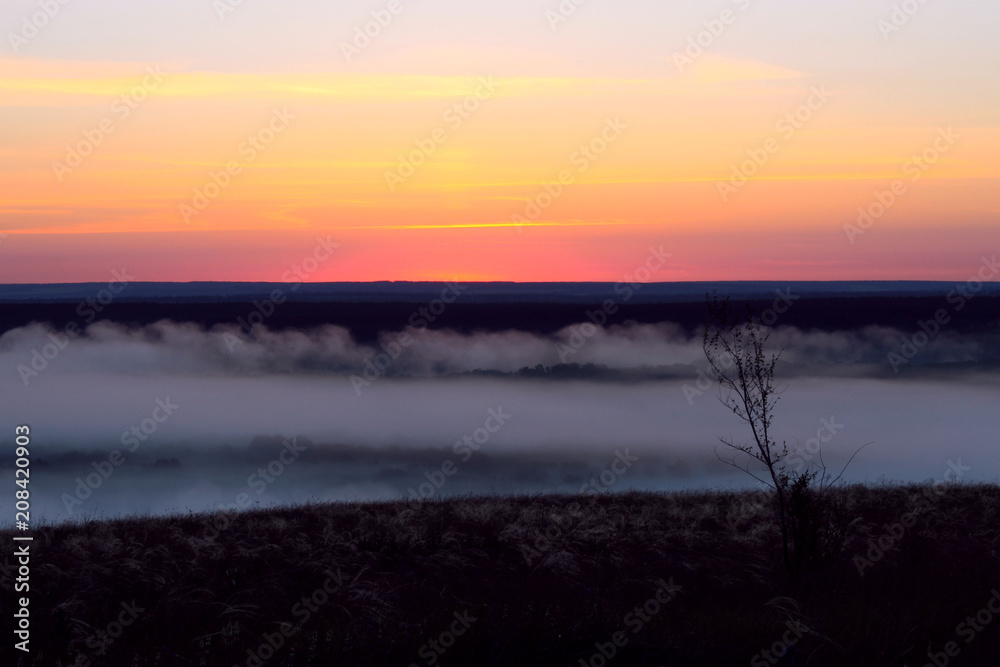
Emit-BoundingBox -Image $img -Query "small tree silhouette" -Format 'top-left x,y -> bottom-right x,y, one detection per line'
702,292 -> 868,572
702,292 -> 795,570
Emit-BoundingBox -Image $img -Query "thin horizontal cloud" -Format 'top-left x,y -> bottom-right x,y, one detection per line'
679,55 -> 809,83
340,220 -> 640,230
0,58 -> 823,106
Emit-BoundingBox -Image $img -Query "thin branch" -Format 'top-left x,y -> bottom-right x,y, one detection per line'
823,442 -> 875,491
714,449 -> 774,488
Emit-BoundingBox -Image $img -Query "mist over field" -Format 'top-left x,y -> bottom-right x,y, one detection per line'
3,320 -> 998,521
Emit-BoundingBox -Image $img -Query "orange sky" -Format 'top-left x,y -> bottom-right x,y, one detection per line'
1,1 -> 997,282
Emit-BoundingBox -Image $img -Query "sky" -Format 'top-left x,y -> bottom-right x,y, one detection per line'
1,0 -> 998,282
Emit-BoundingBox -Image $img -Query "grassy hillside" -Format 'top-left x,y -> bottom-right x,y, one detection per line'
4,484 -> 1000,666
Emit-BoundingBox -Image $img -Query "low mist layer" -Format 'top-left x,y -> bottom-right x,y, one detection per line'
2,321 -> 997,521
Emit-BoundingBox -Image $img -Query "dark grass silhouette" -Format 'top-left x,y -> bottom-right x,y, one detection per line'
4,484 -> 1000,666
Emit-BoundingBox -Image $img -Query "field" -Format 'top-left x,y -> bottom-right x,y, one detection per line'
4,484 -> 1000,666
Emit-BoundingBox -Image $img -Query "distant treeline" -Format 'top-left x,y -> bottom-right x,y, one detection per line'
2,296 -> 999,343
